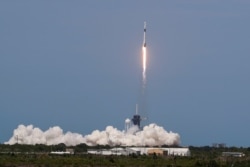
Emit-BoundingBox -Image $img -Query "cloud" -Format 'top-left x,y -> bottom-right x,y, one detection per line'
5,124 -> 180,146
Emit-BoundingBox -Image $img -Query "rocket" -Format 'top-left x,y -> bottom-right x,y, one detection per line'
143,21 -> 146,47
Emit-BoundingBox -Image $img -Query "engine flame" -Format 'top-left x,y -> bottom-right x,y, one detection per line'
142,46 -> 147,84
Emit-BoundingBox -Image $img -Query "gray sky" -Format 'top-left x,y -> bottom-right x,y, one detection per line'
1,1 -> 250,147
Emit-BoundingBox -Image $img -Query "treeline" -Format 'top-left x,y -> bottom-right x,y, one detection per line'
0,143 -> 106,153
1,143 -> 250,155
0,143 -> 183,153
0,144 -> 250,167
189,145 -> 250,157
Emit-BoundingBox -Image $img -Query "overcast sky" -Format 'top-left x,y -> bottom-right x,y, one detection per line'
1,1 -> 250,147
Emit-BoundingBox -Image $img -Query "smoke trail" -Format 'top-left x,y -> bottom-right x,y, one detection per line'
5,124 -> 180,146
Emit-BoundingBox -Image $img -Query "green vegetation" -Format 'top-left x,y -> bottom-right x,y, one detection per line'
0,144 -> 250,166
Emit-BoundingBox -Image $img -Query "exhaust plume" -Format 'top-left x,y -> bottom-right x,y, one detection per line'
5,124 -> 180,146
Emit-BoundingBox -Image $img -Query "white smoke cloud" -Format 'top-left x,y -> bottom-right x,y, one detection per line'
5,125 -> 86,146
5,124 -> 180,146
